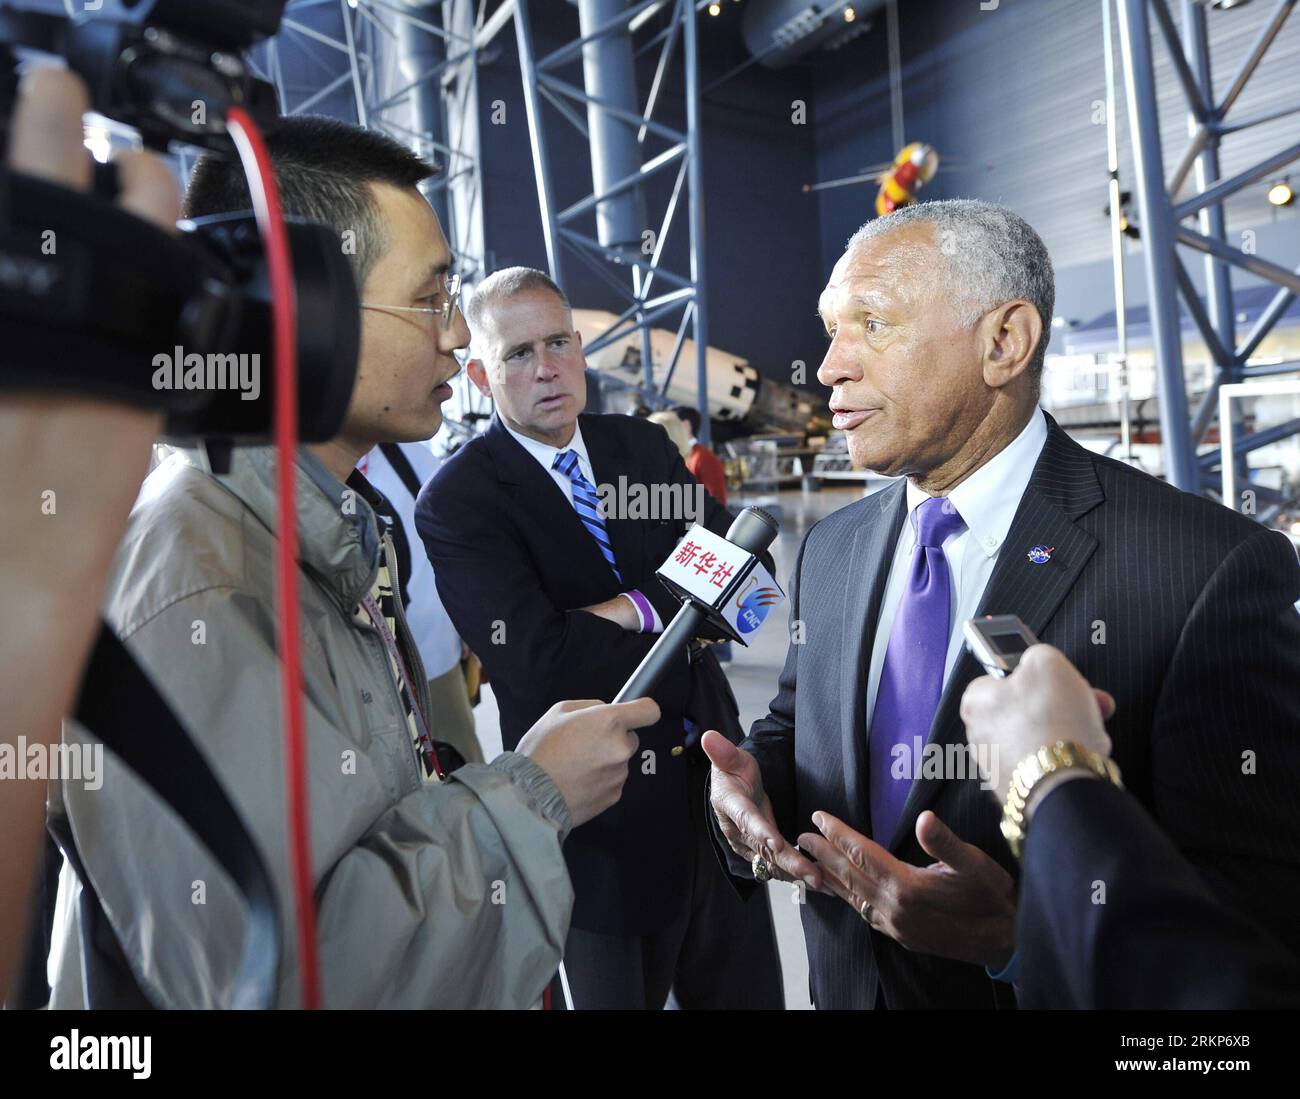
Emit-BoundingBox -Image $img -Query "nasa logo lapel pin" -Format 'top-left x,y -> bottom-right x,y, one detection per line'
1026,544 -> 1054,565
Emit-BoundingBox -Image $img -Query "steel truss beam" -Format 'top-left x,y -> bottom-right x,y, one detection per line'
254,0 -> 495,434
1220,380 -> 1300,513
1115,0 -> 1300,509
515,0 -> 715,444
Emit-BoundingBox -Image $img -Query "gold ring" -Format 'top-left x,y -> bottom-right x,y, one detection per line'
858,899 -> 875,925
752,852 -> 773,882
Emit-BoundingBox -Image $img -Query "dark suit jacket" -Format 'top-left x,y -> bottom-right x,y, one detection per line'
717,412 -> 1300,1008
416,413 -> 750,934
1019,777 -> 1300,1008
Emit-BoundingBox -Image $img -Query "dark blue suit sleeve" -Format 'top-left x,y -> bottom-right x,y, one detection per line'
1017,776 -> 1300,1008
1147,526 -> 1300,951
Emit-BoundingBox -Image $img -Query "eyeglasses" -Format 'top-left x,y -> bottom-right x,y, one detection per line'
361,271 -> 462,329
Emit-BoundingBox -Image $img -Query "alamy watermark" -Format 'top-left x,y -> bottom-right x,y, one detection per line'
595,477 -> 706,523
152,345 -> 261,402
890,736 -> 999,792
1,737 -> 103,790
50,1030 -> 150,1079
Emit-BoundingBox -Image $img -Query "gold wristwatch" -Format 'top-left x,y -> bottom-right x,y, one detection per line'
1001,740 -> 1122,859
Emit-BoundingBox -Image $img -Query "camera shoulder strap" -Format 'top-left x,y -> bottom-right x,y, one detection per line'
65,621 -> 281,1009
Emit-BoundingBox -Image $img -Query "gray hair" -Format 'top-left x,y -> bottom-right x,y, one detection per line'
466,266 -> 570,359
846,199 -> 1055,377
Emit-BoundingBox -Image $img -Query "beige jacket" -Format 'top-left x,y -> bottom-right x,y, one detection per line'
49,446 -> 573,1008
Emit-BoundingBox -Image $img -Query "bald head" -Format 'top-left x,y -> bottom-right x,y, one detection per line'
466,266 -> 569,360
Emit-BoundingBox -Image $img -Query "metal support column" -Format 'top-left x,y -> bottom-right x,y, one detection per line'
255,0 -> 494,442
1117,0 -> 1199,489
514,0 -> 566,287
1101,0 -> 1134,463
514,0 -> 714,445
440,0 -> 487,286
1183,0 -> 1247,483
578,0 -> 655,392
1112,0 -> 1300,512
683,0 -> 710,446
397,2 -> 451,230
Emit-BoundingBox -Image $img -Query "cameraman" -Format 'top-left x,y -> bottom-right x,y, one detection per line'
47,108 -> 658,1008
0,67 -> 175,998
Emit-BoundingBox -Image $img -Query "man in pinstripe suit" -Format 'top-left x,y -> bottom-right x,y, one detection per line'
705,199 -> 1300,1009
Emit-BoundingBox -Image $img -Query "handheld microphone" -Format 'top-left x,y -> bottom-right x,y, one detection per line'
613,507 -> 782,704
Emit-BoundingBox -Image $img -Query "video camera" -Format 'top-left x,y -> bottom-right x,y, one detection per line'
0,0 -> 359,467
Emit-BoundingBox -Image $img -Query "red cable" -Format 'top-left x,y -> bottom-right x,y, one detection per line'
225,106 -> 321,1010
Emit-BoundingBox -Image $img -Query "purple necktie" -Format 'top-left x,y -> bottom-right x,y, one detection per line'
867,495 -> 966,844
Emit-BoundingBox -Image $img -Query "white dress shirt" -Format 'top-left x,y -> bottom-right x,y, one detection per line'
501,419 -> 598,507
864,409 -> 1050,729
501,418 -> 662,633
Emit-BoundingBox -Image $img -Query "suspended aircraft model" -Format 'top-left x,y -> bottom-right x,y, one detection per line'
802,140 -> 947,215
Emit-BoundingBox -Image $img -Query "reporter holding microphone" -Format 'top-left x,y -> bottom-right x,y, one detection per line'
45,108 -> 661,1009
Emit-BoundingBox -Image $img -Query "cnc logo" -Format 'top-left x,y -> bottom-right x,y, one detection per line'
733,576 -> 781,634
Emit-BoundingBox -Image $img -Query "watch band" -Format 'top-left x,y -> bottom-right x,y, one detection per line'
1001,740 -> 1122,859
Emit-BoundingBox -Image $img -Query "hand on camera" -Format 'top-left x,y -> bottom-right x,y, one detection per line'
3,68 -> 180,594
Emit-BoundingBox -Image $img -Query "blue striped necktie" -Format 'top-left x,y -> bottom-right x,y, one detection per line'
553,448 -> 621,582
